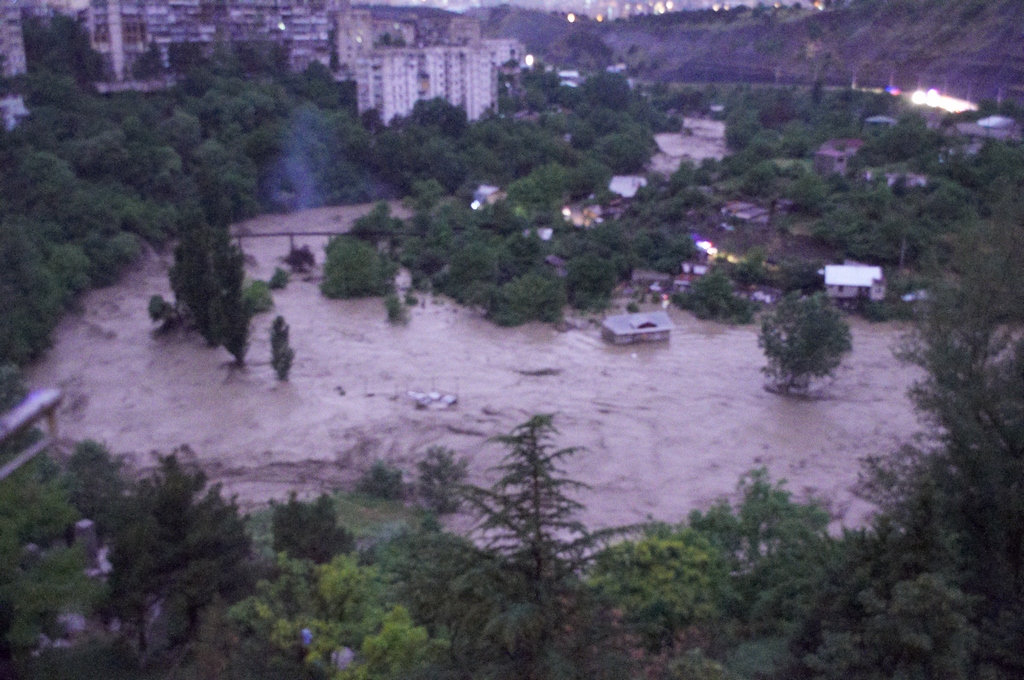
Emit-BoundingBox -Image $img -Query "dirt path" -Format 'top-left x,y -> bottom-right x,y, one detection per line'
28,205 -> 921,530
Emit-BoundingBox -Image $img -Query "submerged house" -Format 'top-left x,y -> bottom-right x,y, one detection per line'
823,264 -> 885,302
601,311 -> 674,345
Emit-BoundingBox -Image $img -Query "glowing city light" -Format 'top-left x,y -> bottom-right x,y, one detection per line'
596,14 -> 603,20
666,1 -> 673,8
525,54 -> 534,67
277,21 -> 286,30
567,12 -> 576,21
910,89 -> 977,113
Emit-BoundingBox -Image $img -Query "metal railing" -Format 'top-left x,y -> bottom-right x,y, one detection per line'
0,389 -> 63,481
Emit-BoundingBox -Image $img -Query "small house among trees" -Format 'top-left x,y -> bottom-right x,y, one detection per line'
823,264 -> 885,302
813,139 -> 864,175
601,311 -> 674,344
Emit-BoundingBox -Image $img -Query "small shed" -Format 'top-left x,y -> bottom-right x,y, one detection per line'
823,264 -> 885,302
609,175 -> 648,199
472,184 -> 504,209
814,139 -> 864,176
601,311 -> 674,345
721,201 -> 769,223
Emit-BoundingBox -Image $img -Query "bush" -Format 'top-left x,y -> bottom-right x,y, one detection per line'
284,245 -> 315,272
271,492 -> 353,563
147,294 -> 181,330
673,270 -> 754,323
416,447 -> 468,515
243,280 -> 274,314
357,460 -> 406,500
490,273 -> 566,326
268,267 -> 289,290
321,236 -> 392,299
626,301 -> 640,313
270,315 -> 294,381
567,253 -> 617,311
385,293 -> 407,325
404,291 -> 419,306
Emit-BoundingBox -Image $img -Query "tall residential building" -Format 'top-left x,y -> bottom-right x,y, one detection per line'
356,45 -> 495,123
1,0 -> 26,77
345,7 -> 524,124
81,0 -> 523,124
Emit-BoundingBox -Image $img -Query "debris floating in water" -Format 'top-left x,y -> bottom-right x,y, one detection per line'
407,391 -> 458,409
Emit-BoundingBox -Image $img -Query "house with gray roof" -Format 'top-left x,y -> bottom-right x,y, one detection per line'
601,311 -> 674,345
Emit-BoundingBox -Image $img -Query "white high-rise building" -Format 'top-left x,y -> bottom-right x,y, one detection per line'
1,0 -> 26,77
356,43 -> 505,123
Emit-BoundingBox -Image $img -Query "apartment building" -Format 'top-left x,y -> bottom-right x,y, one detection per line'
1,0 -> 26,77
81,0 -> 523,124
356,44 -> 495,123
88,0 -> 339,81
345,7 -> 524,124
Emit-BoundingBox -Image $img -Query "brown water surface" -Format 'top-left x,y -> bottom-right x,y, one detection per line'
28,204 -> 922,529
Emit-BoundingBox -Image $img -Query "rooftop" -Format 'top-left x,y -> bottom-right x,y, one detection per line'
608,175 -> 647,199
602,311 -> 675,335
823,264 -> 883,288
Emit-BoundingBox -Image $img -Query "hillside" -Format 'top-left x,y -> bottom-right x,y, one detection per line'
481,0 -> 1024,102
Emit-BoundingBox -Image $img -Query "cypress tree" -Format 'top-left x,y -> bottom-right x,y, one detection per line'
169,211 -> 218,344
210,225 -> 250,365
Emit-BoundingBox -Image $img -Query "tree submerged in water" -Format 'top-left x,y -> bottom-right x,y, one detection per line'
269,315 -> 294,381
759,292 -> 852,394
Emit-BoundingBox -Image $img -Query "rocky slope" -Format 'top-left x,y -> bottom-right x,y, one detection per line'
481,0 -> 1024,102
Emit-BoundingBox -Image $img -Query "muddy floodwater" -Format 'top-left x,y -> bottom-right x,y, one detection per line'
28,204 -> 922,530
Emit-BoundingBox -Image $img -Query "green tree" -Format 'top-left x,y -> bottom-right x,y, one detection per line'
463,415 -> 628,679
384,294 -> 407,325
567,253 -> 617,310
210,227 -> 251,365
271,492 -> 352,563
889,206 -> 1024,674
591,525 -> 726,651
356,461 -> 405,501
270,315 -> 294,381
108,453 -> 251,652
347,606 -> 447,680
674,269 -> 754,323
321,237 -> 391,299
169,211 -> 218,343
689,469 -> 834,632
230,553 -> 395,671
64,440 -> 126,537
416,446 -> 468,515
758,292 -> 851,393
0,221 -> 63,365
490,273 -> 565,326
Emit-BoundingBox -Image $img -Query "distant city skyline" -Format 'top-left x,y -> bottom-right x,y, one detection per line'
372,0 -> 780,20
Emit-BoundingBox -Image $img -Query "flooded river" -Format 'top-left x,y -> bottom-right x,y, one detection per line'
28,205 -> 922,530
